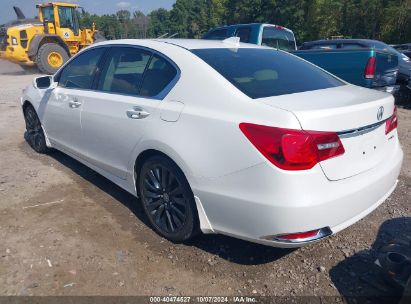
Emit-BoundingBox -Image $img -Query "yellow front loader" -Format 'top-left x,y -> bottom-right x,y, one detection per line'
0,2 -> 105,74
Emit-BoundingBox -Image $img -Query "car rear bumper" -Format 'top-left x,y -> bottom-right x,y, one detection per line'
192,135 -> 403,248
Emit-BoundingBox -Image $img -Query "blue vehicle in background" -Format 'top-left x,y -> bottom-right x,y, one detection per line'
203,24 -> 399,94
203,23 -> 297,51
300,39 -> 410,102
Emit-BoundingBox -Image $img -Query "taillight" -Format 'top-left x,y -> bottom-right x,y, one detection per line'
239,123 -> 345,171
364,56 -> 376,79
385,106 -> 398,135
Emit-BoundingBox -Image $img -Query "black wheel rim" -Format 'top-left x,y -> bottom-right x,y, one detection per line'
25,108 -> 43,151
142,165 -> 187,234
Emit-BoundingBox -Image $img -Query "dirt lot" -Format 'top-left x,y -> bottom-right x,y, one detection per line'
0,59 -> 410,299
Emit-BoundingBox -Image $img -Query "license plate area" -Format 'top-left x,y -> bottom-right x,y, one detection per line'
320,124 -> 389,181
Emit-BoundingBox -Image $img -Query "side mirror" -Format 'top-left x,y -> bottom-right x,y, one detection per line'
33,76 -> 55,89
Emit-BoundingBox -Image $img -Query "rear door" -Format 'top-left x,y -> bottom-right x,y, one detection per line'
81,47 -> 179,179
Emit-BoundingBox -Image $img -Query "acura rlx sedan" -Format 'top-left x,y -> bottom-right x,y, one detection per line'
21,39 -> 403,248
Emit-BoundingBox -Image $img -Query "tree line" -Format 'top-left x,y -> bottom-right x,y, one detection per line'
78,0 -> 411,44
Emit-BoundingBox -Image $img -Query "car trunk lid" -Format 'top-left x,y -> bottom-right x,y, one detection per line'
260,85 -> 395,180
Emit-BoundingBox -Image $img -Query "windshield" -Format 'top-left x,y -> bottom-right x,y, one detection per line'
192,48 -> 344,99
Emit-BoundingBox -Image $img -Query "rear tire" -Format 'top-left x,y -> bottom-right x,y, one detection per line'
23,105 -> 50,154
138,155 -> 200,242
36,43 -> 69,75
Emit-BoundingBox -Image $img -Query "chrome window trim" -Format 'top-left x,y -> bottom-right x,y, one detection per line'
54,44 -> 181,101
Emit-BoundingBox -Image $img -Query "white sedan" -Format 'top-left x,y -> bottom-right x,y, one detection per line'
21,39 -> 403,247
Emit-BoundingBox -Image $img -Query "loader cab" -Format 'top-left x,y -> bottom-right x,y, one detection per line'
38,3 -> 80,38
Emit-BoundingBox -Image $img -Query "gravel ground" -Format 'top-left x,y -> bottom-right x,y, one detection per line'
0,59 -> 410,300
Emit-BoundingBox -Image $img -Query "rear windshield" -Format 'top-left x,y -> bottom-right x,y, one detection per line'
192,48 -> 344,99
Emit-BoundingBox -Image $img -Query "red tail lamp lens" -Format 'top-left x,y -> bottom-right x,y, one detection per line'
239,123 -> 345,170
385,106 -> 398,135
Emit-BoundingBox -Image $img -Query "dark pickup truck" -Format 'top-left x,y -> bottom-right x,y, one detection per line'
292,47 -> 398,93
300,39 -> 410,101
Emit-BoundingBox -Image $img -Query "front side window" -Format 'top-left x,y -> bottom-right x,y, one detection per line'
41,6 -> 55,22
58,7 -> 74,29
140,55 -> 177,97
262,27 -> 296,51
57,47 -> 105,89
235,27 -> 251,43
98,47 -> 151,95
192,48 -> 344,99
203,29 -> 228,40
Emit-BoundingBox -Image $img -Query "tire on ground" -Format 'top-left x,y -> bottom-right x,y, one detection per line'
138,155 -> 201,243
23,104 -> 51,154
36,43 -> 69,75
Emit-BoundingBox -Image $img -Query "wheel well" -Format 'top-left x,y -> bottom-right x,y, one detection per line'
28,35 -> 70,60
22,100 -> 33,112
134,149 -> 182,195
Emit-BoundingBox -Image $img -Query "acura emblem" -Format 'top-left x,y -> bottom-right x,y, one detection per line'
377,106 -> 384,121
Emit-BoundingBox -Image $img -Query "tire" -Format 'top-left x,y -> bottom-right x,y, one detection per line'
139,155 -> 200,242
23,105 -> 50,154
36,43 -> 69,75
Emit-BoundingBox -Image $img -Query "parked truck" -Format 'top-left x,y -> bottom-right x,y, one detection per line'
300,39 -> 410,102
203,24 -> 399,93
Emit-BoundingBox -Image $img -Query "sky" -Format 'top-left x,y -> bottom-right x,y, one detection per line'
0,0 -> 175,24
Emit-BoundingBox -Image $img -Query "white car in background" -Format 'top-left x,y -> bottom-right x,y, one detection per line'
21,39 -> 403,248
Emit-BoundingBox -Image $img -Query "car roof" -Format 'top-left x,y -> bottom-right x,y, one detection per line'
302,39 -> 380,45
206,23 -> 294,33
94,38 -> 264,50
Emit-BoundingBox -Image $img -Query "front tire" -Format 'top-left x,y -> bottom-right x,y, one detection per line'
36,43 -> 69,75
139,155 -> 200,242
23,105 -> 50,154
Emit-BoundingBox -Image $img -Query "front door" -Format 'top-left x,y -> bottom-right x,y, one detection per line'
41,47 -> 105,157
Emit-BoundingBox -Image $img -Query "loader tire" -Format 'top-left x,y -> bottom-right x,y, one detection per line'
36,43 -> 69,75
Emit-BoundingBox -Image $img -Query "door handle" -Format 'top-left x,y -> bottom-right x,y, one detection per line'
126,108 -> 150,119
69,99 -> 82,109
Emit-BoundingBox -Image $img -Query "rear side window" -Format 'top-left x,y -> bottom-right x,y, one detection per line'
98,47 -> 151,95
140,55 -> 177,97
192,48 -> 344,99
235,27 -> 251,43
58,47 -> 105,89
308,43 -> 338,50
203,29 -> 228,40
341,43 -> 364,49
261,27 -> 296,51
